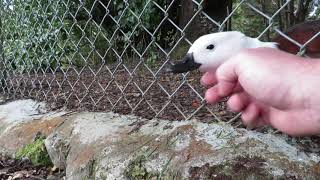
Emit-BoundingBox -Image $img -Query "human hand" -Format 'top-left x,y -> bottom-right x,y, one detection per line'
202,48 -> 320,136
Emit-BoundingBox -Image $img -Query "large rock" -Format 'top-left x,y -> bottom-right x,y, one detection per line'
0,99 -> 66,155
45,112 -> 320,179
1,98 -> 320,179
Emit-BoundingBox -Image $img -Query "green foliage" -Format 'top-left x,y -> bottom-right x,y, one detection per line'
3,0 -> 63,71
232,1 -> 267,38
5,0 -> 313,71
2,0 -> 165,71
16,136 -> 52,166
111,0 -> 164,58
114,0 -> 161,35
308,6 -> 320,20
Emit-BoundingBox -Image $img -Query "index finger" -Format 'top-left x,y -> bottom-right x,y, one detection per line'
216,58 -> 239,97
201,72 -> 217,87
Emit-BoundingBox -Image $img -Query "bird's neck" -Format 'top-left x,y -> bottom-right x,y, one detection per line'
247,37 -> 278,49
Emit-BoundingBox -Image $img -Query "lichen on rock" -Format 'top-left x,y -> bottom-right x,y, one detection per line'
16,135 -> 52,166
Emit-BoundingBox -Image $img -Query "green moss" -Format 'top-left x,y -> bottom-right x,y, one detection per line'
124,153 -> 181,180
124,155 -> 151,180
16,136 -> 52,166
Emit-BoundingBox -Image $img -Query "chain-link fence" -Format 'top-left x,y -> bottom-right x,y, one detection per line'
0,0 -> 319,126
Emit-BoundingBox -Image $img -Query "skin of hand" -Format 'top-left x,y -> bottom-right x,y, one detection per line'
202,48 -> 320,136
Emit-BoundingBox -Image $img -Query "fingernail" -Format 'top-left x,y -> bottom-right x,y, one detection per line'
246,122 -> 255,130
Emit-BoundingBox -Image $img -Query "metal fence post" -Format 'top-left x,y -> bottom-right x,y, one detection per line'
0,12 -> 5,90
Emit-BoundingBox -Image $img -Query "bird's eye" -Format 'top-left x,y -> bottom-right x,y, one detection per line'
206,44 -> 215,50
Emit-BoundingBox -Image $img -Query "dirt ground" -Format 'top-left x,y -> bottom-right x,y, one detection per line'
0,155 -> 64,180
2,63 -> 320,154
2,64 -> 240,124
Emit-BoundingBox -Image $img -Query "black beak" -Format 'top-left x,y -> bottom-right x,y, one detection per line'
168,53 -> 201,73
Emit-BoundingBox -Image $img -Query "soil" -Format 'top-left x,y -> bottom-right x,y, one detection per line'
2,63 -> 240,124
0,155 -> 64,180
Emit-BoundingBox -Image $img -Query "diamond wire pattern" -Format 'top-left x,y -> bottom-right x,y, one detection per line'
0,0 -> 318,125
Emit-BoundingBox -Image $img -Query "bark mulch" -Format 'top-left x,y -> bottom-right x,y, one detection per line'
0,155 -> 64,180
3,63 -> 240,124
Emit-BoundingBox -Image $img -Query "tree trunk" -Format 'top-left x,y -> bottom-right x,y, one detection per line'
280,0 -> 289,30
277,0 -> 284,31
178,0 -> 202,41
288,0 -> 295,26
178,0 -> 232,41
261,0 -> 270,40
226,1 -> 233,31
295,0 -> 312,23
277,0 -> 311,30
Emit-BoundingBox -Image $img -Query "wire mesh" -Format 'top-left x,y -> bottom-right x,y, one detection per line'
0,0 -> 319,125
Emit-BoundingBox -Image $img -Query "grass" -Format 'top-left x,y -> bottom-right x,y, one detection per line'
16,135 -> 52,166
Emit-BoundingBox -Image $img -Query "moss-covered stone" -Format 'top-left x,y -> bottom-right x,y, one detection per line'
16,136 -> 52,166
124,155 -> 152,179
124,154 -> 181,180
188,155 -> 303,180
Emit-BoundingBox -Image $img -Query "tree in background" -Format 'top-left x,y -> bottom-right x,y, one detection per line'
1,0 -> 318,72
178,0 -> 232,41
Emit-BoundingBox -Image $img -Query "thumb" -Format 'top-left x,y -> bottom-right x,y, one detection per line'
216,58 -> 240,98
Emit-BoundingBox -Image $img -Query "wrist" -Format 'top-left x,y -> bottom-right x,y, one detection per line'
298,58 -> 320,108
313,58 -> 320,70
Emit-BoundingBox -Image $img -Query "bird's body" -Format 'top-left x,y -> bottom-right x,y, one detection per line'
273,20 -> 320,58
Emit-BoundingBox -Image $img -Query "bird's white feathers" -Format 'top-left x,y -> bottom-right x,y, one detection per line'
188,31 -> 278,72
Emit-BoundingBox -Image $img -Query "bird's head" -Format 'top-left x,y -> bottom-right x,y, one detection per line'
169,31 -> 277,73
